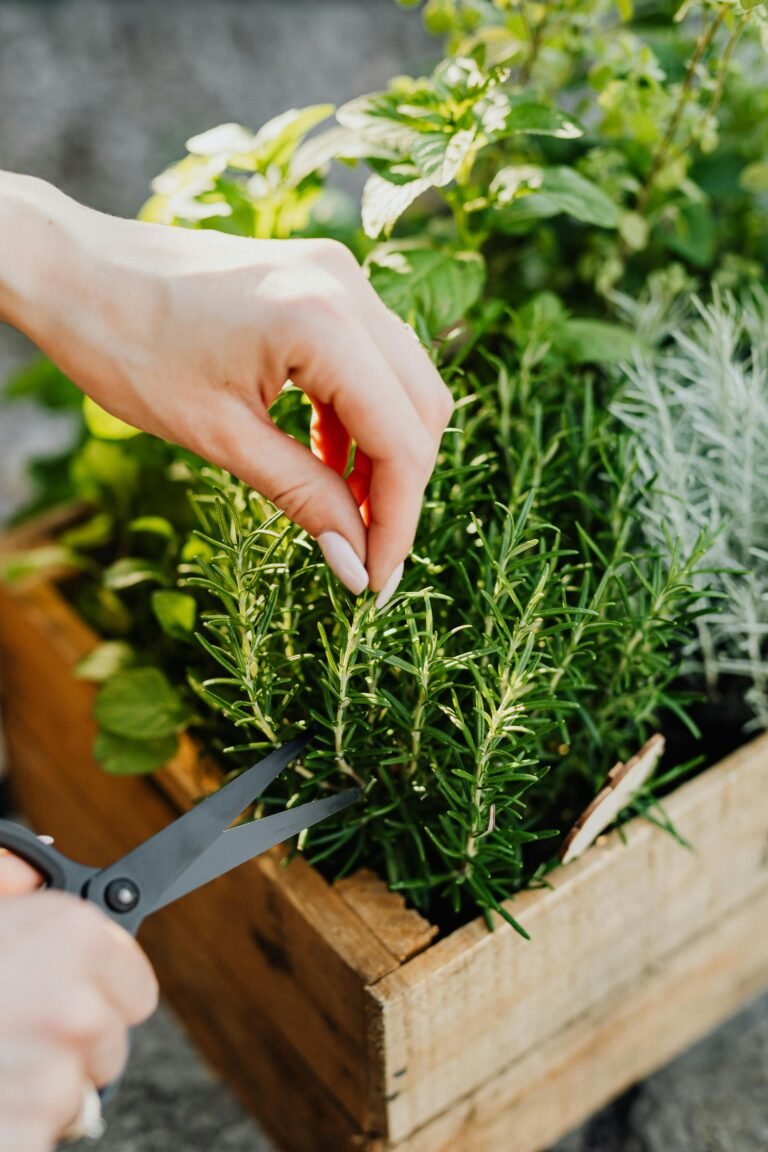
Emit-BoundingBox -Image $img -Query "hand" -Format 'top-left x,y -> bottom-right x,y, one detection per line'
0,852 -> 158,1152
0,174 -> 453,599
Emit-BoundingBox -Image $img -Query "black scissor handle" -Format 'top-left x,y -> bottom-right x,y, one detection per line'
0,819 -> 74,892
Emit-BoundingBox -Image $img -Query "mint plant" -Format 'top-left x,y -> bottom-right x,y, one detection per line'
4,0 -> 767,929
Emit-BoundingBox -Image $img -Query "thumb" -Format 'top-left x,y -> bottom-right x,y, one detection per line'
0,850 -> 42,895
221,412 -> 370,596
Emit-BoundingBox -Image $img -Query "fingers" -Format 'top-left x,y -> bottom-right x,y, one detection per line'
213,401 -> 369,589
291,315 -> 438,589
0,1039 -> 83,1152
296,249 -> 452,589
358,288 -> 455,441
0,894 -> 156,1085
0,893 -> 157,1147
347,447 -> 373,523
310,400 -> 350,478
0,850 -> 42,895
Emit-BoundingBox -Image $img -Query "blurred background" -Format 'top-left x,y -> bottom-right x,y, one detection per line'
0,0 -> 433,521
0,2 -> 765,1150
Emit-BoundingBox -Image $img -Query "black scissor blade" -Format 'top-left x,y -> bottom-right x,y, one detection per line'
151,789 -> 360,912
91,733 -> 313,912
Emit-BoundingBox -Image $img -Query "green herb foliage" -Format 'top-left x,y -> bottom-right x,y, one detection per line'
3,0 -> 767,928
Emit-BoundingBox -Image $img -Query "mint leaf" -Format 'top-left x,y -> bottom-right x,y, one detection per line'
555,319 -> 643,364
94,668 -> 191,740
60,513 -> 114,551
75,641 -> 136,683
152,590 -> 197,641
83,396 -> 140,440
0,545 -> 84,583
93,729 -> 178,776
497,103 -> 582,140
103,557 -> 167,591
494,166 -> 619,230
70,440 -> 141,506
367,244 -> 485,334
127,516 -> 175,539
411,128 -> 476,185
362,174 -> 432,238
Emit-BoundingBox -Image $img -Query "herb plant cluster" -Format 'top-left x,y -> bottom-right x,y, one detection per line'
4,0 -> 767,931
614,282 -> 768,731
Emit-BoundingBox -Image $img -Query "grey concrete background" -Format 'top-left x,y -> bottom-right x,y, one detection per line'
0,2 -> 766,1149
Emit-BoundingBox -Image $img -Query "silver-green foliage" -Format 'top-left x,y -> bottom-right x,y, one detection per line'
613,286 -> 768,728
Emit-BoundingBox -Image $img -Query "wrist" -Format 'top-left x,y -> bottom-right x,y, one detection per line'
0,172 -> 85,343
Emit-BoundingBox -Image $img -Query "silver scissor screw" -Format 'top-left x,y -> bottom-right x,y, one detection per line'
105,878 -> 140,913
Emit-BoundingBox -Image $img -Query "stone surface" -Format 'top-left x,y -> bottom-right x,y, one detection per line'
68,1005 -> 273,1152
0,2 -> 766,1149
61,991 -> 767,1152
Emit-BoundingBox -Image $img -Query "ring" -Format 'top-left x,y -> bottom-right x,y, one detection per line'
61,1082 -> 106,1144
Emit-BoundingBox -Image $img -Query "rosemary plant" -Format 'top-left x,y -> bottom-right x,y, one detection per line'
147,329 -> 707,931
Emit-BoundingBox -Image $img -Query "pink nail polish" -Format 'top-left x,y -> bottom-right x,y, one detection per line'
317,532 -> 369,595
375,562 -> 404,610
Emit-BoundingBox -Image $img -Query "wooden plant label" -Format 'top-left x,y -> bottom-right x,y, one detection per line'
559,734 -> 666,864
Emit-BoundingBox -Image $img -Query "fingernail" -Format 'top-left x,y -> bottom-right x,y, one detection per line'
317,532 -> 369,595
375,562 -> 404,611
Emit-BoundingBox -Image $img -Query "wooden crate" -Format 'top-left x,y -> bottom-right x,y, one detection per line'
1,523 -> 767,1152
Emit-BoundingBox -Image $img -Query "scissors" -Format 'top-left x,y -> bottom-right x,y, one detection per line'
0,732 -> 358,1112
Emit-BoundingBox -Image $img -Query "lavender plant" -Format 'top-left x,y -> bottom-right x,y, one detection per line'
614,284 -> 768,730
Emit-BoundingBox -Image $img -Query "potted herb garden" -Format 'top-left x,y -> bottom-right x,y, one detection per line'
1,3 -> 767,1150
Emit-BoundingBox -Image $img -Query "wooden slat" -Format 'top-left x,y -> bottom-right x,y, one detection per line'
388,884 -> 768,1152
335,870 -> 438,964
373,733 -> 768,1143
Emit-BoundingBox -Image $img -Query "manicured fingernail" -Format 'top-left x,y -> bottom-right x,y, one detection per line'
375,562 -> 404,611
317,532 -> 369,595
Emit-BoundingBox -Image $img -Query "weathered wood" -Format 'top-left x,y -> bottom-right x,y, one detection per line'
2,522 -> 768,1152
387,882 -> 768,1152
371,731 -> 768,1143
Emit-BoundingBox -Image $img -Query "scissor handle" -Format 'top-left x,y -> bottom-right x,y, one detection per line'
0,820 -> 70,890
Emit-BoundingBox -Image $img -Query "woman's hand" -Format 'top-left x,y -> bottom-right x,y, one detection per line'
0,852 -> 158,1152
0,173 -> 453,601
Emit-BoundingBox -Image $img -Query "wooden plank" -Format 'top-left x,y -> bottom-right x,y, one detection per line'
389,883 -> 768,1152
0,576 -> 396,1135
373,733 -> 768,1142
335,870 -> 438,964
